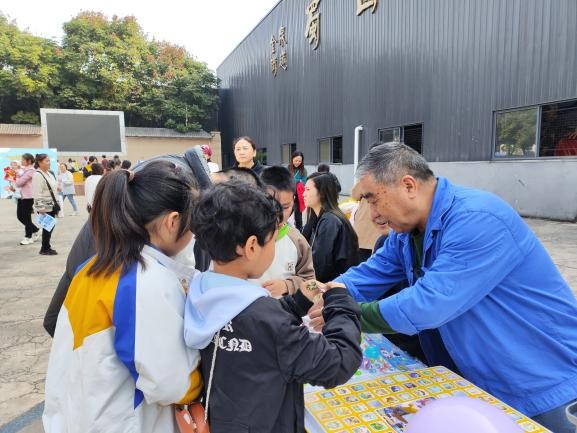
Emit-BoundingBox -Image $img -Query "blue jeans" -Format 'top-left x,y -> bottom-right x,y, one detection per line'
532,400 -> 576,433
60,193 -> 78,212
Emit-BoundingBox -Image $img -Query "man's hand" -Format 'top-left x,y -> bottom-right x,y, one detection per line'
299,280 -> 326,303
326,281 -> 346,290
262,279 -> 289,298
302,280 -> 347,331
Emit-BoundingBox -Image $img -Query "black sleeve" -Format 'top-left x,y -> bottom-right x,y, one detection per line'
279,290 -> 314,321
43,222 -> 95,337
311,215 -> 342,282
275,288 -> 362,388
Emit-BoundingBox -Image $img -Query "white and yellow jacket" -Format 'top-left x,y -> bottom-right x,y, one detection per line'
43,245 -> 202,433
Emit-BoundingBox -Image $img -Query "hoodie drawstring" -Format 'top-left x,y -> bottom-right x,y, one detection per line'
204,331 -> 220,423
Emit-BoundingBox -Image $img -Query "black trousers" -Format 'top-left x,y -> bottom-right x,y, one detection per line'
293,195 -> 303,231
41,211 -> 57,251
16,198 -> 38,238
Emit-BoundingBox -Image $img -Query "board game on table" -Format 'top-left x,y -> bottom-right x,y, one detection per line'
304,334 -> 549,433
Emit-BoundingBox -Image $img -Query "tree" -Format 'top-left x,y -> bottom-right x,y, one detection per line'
55,12 -> 218,132
0,14 -> 60,123
0,11 -> 219,131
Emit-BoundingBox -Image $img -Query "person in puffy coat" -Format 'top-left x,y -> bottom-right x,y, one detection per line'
43,160 -> 203,433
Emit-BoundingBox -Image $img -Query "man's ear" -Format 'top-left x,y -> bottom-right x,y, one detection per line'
400,175 -> 418,199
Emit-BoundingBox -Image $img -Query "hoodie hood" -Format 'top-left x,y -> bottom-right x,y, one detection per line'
184,272 -> 269,349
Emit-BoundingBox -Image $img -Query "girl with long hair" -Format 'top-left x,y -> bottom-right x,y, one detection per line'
43,160 -> 203,433
287,150 -> 307,231
302,172 -> 360,281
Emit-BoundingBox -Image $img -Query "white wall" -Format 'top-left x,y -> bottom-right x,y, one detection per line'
307,160 -> 577,222
430,160 -> 577,221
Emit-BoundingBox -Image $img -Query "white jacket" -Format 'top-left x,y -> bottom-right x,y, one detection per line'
43,246 -> 202,433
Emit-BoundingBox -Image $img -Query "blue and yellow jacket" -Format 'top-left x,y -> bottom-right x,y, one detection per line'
43,245 -> 202,433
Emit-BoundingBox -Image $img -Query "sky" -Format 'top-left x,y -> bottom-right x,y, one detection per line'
1,0 -> 280,71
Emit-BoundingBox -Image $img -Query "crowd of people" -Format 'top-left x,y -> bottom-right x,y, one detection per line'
8,153 -> 132,255
36,139 -> 577,433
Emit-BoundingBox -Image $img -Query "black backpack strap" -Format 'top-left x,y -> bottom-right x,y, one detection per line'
38,171 -> 58,205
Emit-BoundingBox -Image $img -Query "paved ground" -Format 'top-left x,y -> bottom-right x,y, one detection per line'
0,197 -> 88,431
0,196 -> 576,432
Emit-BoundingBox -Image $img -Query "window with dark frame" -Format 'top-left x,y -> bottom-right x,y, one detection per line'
495,108 -> 538,157
377,124 -> 423,154
378,127 -> 401,144
540,100 -> 577,157
281,143 -> 296,165
494,99 -> 577,158
318,136 -> 343,163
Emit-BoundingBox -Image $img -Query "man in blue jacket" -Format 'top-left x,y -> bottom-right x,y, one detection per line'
325,143 -> 577,433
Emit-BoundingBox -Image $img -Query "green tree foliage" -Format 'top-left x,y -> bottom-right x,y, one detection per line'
0,11 -> 219,131
495,108 -> 537,156
0,14 -> 60,123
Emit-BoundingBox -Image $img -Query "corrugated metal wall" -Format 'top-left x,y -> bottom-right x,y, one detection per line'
217,0 -> 577,167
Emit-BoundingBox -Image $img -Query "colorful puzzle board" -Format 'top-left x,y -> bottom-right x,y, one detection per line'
305,366 -> 549,433
353,334 -> 426,381
306,334 -> 426,394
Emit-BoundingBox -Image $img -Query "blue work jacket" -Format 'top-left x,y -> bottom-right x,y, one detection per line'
337,177 -> 577,416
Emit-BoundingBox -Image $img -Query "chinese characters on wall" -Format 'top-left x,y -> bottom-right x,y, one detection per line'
271,26 -> 288,76
305,0 -> 321,50
270,0 -> 379,73
357,0 -> 378,15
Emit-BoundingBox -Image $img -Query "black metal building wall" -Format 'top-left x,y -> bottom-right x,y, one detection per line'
217,0 -> 577,167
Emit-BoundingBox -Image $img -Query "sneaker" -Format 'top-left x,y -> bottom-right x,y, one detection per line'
31,232 -> 40,242
71,211 -> 78,216
20,237 -> 33,245
39,249 -> 58,256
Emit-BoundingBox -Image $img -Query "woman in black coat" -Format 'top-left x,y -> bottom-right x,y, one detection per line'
303,172 -> 359,282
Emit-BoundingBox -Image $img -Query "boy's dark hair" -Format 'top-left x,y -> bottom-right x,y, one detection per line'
192,180 -> 282,263
219,167 -> 263,188
88,156 -> 97,163
317,163 -> 330,173
91,163 -> 104,175
89,160 -> 197,276
260,166 -> 295,192
121,159 -> 132,169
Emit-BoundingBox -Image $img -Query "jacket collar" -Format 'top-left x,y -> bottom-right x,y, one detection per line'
142,244 -> 199,286
396,177 -> 454,248
426,177 -> 455,233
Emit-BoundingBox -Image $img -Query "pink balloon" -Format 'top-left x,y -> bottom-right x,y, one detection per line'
405,397 -> 523,433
